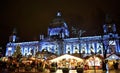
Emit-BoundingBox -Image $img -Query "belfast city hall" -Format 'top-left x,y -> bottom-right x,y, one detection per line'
5,12 -> 120,59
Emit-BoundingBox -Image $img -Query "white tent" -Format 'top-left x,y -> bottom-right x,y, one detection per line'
86,56 -> 102,66
50,54 -> 83,62
105,54 -> 120,60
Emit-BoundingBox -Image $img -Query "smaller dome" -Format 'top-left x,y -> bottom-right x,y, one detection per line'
49,12 -> 68,28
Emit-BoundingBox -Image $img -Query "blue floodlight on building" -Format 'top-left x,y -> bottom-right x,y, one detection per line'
5,12 -> 120,58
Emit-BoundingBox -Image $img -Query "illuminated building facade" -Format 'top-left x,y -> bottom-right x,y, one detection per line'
5,12 -> 120,58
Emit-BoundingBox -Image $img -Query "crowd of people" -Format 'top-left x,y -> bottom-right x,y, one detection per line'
0,56 -> 119,72
0,56 -> 51,72
102,60 -> 119,71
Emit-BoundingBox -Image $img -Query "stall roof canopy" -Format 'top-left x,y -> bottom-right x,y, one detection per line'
50,54 -> 83,62
105,54 -> 120,60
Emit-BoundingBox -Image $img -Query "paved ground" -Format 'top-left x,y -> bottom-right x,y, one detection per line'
84,70 -> 120,73
1,69 -> 120,73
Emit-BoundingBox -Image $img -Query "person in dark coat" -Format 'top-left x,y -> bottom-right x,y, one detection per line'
115,62 -> 118,70
102,61 -> 106,71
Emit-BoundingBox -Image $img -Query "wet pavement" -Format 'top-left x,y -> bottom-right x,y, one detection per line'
0,69 -> 120,73
84,70 -> 120,73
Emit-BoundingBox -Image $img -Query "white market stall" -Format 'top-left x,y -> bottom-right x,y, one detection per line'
105,54 -> 120,70
85,56 -> 102,69
49,54 -> 84,69
105,54 -> 120,60
50,54 -> 83,62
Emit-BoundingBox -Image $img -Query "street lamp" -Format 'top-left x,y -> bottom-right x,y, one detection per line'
72,26 -> 86,56
78,30 -> 86,57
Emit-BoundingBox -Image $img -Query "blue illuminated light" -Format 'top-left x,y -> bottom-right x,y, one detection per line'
5,12 -> 120,57
57,12 -> 61,16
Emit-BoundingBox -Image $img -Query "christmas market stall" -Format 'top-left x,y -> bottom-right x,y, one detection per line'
49,54 -> 84,69
105,54 -> 120,70
85,55 -> 103,70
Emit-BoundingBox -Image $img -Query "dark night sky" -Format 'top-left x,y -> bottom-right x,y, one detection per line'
0,0 -> 120,48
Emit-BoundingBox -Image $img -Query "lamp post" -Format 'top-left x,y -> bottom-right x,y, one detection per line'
78,30 -> 86,57
72,26 -> 86,56
101,36 -> 115,72
93,53 -> 96,73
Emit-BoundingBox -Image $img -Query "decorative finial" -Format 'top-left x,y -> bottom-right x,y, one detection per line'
57,11 -> 62,17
